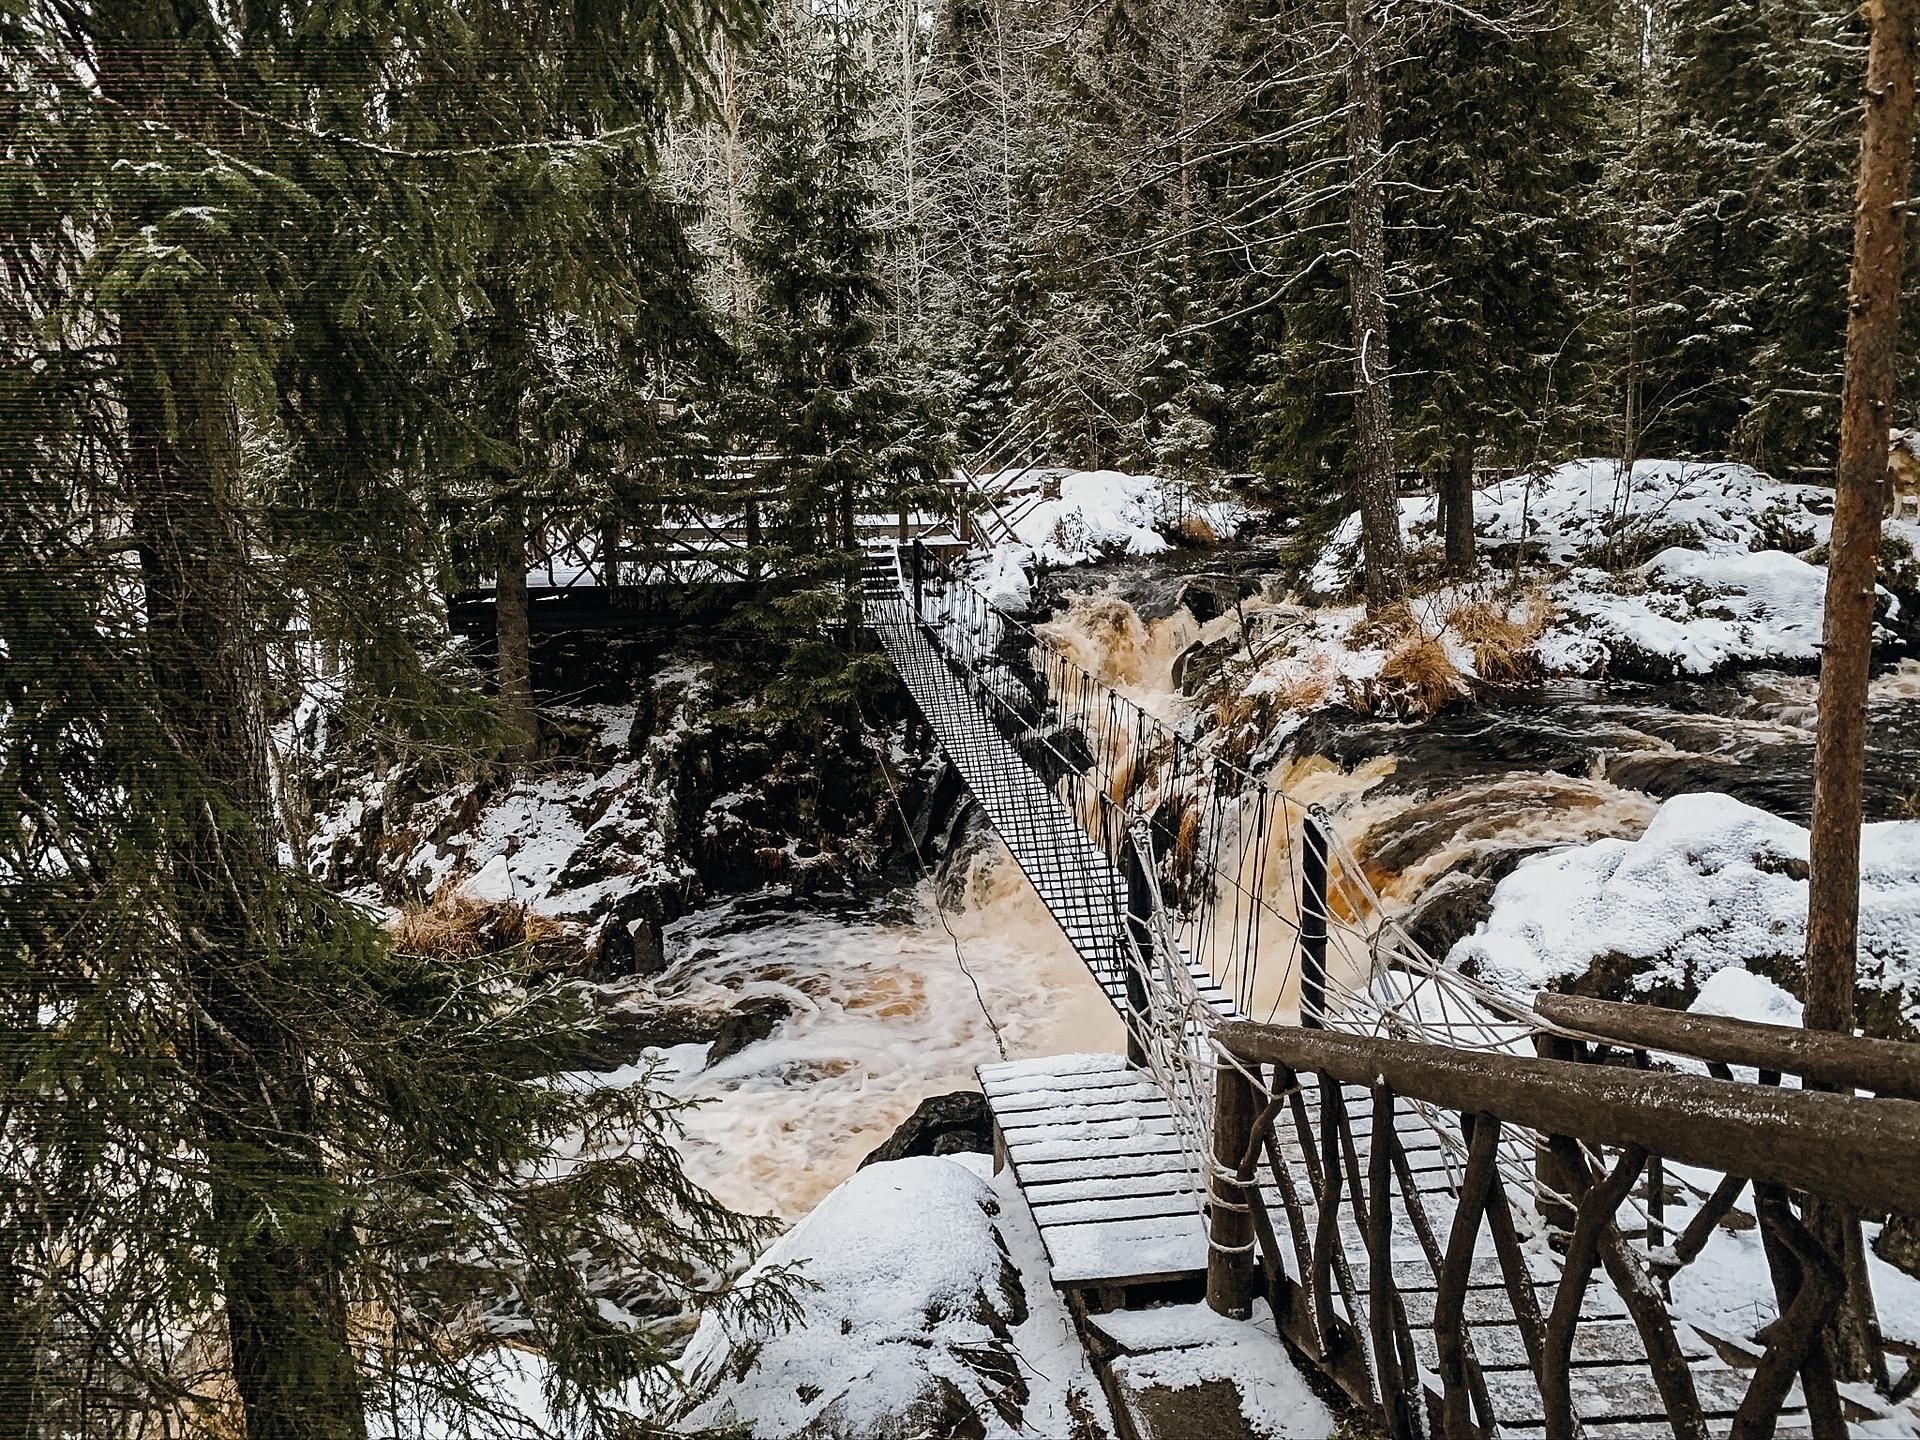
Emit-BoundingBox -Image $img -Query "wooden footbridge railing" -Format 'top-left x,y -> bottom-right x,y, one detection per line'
1207,1009 -> 1920,1440
864,539 -> 1920,1438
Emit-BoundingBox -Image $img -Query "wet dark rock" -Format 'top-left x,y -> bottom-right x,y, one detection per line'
1174,634 -> 1238,695
709,994 -> 793,1062
861,1091 -> 996,1167
1016,723 -> 1094,784
508,990 -> 794,1077
583,879 -> 702,977
1397,872 -> 1499,960
1874,1215 -> 1920,1283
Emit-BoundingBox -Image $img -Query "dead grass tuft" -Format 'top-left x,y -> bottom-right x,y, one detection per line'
1446,597 -> 1545,685
1173,796 -> 1204,876
394,893 -> 574,962
1377,631 -> 1471,718
1173,513 -> 1218,545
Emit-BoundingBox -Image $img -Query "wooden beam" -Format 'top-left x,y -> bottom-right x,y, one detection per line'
1533,992 -> 1920,1100
1211,1020 -> 1920,1215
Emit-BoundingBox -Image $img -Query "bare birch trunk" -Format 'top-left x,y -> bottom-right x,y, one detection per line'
1345,0 -> 1406,608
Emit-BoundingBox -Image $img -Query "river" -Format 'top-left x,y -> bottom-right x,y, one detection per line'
645,540 -> 1920,1225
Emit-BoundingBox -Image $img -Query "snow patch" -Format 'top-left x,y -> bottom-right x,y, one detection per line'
1451,792 -> 1920,1028
678,1155 -> 1107,1439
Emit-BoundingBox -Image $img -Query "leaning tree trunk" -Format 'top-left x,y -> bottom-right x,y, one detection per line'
1442,436 -> 1476,575
1803,0 -> 1916,1387
1806,0 -> 1917,1037
1345,0 -> 1406,610
495,496 -> 540,758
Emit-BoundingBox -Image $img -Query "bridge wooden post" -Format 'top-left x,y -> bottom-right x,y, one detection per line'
1300,808 -> 1331,1028
1122,834 -> 1155,1070
910,539 -> 926,619
1207,1057 -> 1258,1319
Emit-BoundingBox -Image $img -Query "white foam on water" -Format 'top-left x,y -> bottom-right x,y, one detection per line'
654,851 -> 1122,1220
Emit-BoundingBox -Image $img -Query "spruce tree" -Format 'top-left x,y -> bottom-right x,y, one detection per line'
732,7 -> 939,716
1,2 -> 780,1436
1638,0 -> 1864,470
1391,0 -> 1608,570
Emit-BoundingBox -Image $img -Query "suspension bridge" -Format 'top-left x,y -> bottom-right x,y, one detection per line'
862,541 -> 1920,1440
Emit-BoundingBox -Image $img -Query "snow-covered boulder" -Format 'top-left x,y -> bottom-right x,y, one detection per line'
1450,792 -> 1920,1035
1544,547 -> 1841,680
677,1158 -> 1030,1440
1304,459 -> 1920,684
994,468 -> 1246,568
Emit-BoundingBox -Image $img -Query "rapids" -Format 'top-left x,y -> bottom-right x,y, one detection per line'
647,550 -> 1920,1228
651,850 -> 1121,1220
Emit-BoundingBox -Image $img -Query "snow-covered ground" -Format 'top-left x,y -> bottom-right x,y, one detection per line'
1254,460 -> 1920,731
677,1155 -> 1113,1439
1451,790 -> 1920,1033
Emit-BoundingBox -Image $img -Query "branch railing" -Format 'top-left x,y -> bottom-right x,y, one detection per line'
1207,1019 -> 1920,1440
879,536 -> 1920,1437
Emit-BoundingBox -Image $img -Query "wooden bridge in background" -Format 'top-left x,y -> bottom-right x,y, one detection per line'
863,540 -> 1920,1440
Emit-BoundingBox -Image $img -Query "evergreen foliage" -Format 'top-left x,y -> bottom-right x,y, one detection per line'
1,2 -> 782,1437
727,6 -> 943,719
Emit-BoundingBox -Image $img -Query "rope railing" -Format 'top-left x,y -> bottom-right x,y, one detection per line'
868,540 -> 1920,1436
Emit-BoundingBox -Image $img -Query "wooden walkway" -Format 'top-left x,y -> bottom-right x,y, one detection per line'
981,1053 -> 1821,1437
864,547 -> 1869,1438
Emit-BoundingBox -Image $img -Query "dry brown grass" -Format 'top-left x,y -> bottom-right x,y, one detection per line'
1173,513 -> 1218,545
1447,597 -> 1546,684
1377,631 -> 1471,718
1172,795 -> 1203,875
394,892 -> 573,961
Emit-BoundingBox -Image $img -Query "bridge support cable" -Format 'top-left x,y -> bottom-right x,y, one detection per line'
866,541 -> 1919,1432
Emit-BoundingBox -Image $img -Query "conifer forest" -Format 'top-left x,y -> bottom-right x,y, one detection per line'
8,0 -> 1920,1437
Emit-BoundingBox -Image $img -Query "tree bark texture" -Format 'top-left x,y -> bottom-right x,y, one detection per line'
495,497 -> 540,758
1345,0 -> 1406,609
1805,0 -> 1917,1036
123,296 -> 367,1440
1443,438 -> 1476,575
94,11 -> 367,1437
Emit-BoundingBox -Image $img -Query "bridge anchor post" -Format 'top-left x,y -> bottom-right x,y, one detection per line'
1206,1057 -> 1258,1319
1121,834 -> 1156,1069
1300,808 -> 1331,1028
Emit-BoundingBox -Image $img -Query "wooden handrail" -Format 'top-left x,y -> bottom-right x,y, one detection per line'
1533,991 -> 1920,1100
1211,1019 -> 1920,1215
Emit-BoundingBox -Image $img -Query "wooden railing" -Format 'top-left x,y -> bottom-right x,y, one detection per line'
1206,1018 -> 1920,1440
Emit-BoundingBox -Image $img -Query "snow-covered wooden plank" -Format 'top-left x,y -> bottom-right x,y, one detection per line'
1041,1213 -> 1209,1287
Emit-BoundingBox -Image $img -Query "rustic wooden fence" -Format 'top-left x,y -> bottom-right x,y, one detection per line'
1206,1011 -> 1920,1440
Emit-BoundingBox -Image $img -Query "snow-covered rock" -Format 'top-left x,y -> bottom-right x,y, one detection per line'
678,1157 -> 1102,1439
1450,791 -> 1920,1033
1301,459 -> 1920,688
986,467 -> 1246,570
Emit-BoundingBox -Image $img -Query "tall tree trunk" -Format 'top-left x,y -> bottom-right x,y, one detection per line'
1803,0 -> 1914,1387
496,497 -> 539,757
1345,0 -> 1405,609
1807,0 -> 1917,1036
97,13 -> 366,1440
127,306 -> 366,1440
1442,437 -> 1476,575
